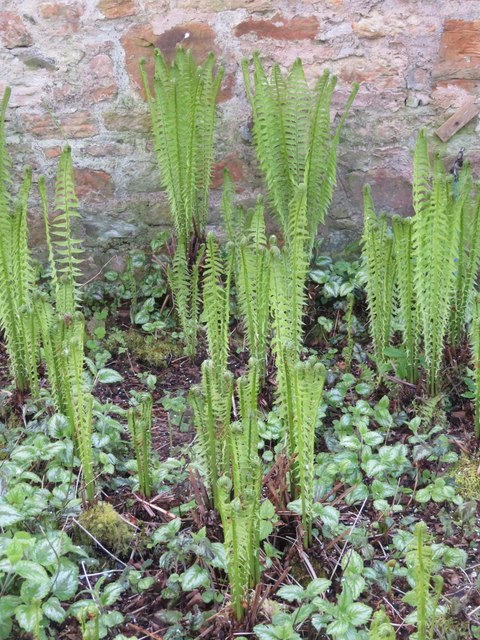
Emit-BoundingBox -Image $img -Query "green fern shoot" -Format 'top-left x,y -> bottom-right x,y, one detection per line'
167,239 -> 204,356
412,132 -> 461,394
140,47 -> 223,242
369,606 -> 395,640
0,88 -> 38,394
362,185 -> 396,374
449,165 -> 480,344
128,394 -> 153,498
471,294 -> 480,438
392,215 -> 419,383
242,53 -> 357,250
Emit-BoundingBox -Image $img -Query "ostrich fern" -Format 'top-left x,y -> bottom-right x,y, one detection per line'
392,215 -> 419,383
140,47 -> 223,242
412,132 -> 461,394
449,165 -> 480,344
128,394 -> 153,498
361,185 -> 396,373
471,294 -> 480,438
242,53 -> 358,249
0,88 -> 38,394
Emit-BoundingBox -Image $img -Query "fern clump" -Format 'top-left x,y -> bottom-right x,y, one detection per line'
0,88 -> 38,394
140,47 -> 223,242
242,53 -> 358,250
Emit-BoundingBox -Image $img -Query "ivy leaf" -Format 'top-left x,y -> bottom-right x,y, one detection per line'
51,558 -> 79,600
179,565 -> 210,591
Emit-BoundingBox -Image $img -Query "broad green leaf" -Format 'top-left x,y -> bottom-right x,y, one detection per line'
179,565 -> 210,591
15,602 -> 42,634
101,581 -> 125,607
43,597 -> 66,623
277,584 -> 305,602
346,601 -> 372,626
150,518 -> 181,546
51,558 -> 78,600
0,595 -> 21,618
0,503 -> 23,527
97,368 -> 124,384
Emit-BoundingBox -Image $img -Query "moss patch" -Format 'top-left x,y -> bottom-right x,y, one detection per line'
451,454 -> 480,500
105,328 -> 182,368
78,501 -> 134,557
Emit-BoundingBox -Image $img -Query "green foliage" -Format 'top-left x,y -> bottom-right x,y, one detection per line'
291,358 -> 326,548
369,606 -> 395,639
392,215 -> 419,383
471,294 -> 480,438
105,327 -> 182,368
361,185 -> 396,373
242,53 -> 357,249
140,47 -> 223,242
403,522 -> 444,640
222,178 -> 271,375
412,132 -> 461,394
449,165 -> 480,344
203,232 -> 233,372
127,394 -> 153,498
166,240 -> 204,356
0,88 -> 38,394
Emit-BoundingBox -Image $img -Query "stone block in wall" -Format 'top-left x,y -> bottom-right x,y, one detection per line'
23,111 -> 98,138
0,12 -> 33,49
98,0 -> 136,19
434,20 -> 480,80
74,169 -> 114,202
234,14 -> 319,41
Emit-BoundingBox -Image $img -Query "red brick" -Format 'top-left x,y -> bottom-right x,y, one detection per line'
23,111 -> 98,139
73,168 -> 114,202
84,54 -> 117,103
39,2 -> 83,33
211,154 -> 244,190
434,20 -> 480,80
234,14 -> 318,41
43,146 -> 62,158
0,12 -> 33,49
98,0 -> 136,19
121,22 -> 216,95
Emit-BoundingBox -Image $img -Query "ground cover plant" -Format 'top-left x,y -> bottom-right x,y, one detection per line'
0,47 -> 479,640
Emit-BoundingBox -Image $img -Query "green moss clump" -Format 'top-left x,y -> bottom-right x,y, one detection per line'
452,455 -> 480,500
78,501 -> 134,557
105,328 -> 181,368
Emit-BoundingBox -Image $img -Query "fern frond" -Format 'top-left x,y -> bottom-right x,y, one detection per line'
52,146 -> 82,315
471,294 -> 480,439
128,394 -> 153,498
362,185 -> 395,372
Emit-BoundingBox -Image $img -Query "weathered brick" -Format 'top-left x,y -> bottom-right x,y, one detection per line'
84,54 -> 117,103
98,0 -> 136,19
103,108 -> 151,132
211,154 -> 245,190
234,14 -> 318,40
74,168 -> 114,202
121,22 -> 216,94
23,111 -> 98,138
39,2 -> 83,33
0,12 -> 33,49
434,20 -> 480,80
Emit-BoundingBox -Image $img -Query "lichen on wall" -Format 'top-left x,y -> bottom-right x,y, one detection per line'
1,0 -> 480,269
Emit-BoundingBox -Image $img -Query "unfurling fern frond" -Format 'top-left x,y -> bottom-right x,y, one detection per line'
412,147 -> 460,394
243,52 -> 357,248
471,294 -> 480,439
128,394 -> 153,498
140,47 -> 223,242
362,185 -> 395,373
392,215 -> 419,383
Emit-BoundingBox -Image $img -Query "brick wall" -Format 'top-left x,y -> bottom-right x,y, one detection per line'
1,0 -> 480,270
